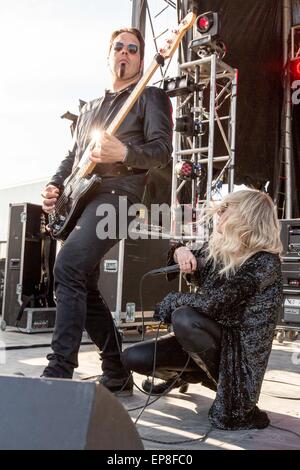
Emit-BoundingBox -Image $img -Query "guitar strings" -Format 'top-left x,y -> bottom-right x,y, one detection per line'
51,147 -> 95,217
52,118 -> 116,217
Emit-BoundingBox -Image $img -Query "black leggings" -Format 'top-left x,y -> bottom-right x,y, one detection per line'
122,306 -> 222,389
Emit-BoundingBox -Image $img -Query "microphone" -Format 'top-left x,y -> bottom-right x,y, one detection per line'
146,264 -> 180,276
146,255 -> 205,277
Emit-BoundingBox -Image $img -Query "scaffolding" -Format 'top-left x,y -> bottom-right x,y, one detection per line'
170,54 -> 238,242
133,0 -> 300,221
276,0 -> 299,218
131,0 -> 238,244
283,0 -> 293,219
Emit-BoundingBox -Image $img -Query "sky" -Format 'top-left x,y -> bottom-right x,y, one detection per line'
0,0 -> 177,189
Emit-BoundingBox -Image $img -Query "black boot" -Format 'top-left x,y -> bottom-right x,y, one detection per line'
187,351 -> 218,387
97,374 -> 134,396
41,353 -> 74,379
142,376 -> 189,395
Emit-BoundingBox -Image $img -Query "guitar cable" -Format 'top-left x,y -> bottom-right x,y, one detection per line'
82,266 -> 189,405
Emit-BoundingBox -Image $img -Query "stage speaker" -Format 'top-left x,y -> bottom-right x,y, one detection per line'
100,238 -> 182,315
0,376 -> 143,450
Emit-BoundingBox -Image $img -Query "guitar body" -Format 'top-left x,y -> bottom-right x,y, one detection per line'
49,175 -> 102,241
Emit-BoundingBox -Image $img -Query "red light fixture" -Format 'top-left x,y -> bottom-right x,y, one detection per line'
175,161 -> 194,180
196,12 -> 217,35
290,58 -> 300,80
198,16 -> 210,32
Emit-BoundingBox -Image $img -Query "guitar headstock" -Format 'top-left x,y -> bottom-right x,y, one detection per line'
159,11 -> 196,60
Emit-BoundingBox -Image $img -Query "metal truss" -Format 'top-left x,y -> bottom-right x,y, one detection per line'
276,1 -> 297,219
131,0 -> 178,83
170,54 -> 238,243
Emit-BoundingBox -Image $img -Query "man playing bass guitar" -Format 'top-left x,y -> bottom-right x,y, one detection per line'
41,27 -> 173,394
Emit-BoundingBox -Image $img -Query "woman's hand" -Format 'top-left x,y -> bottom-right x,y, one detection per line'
174,246 -> 197,274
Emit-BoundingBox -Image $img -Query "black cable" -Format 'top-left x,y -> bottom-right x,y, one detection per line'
269,424 -> 300,440
138,265 -> 181,343
80,270 -> 157,391
129,333 -> 213,417
140,426 -> 213,446
263,378 -> 300,387
134,321 -> 164,424
262,392 -> 300,400
262,378 -> 300,400
0,341 -> 92,351
127,354 -> 190,412
127,375 -> 189,412
104,267 -> 205,421
139,273 -> 147,342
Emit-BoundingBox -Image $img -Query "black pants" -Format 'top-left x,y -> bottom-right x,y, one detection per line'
123,306 -> 222,388
45,192 -> 134,378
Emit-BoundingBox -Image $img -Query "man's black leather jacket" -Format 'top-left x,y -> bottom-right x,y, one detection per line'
49,85 -> 173,201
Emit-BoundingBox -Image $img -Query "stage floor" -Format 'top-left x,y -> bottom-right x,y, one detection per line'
0,324 -> 299,450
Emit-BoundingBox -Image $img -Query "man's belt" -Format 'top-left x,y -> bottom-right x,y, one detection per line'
95,163 -> 147,178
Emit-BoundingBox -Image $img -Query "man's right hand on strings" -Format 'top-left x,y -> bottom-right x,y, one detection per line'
174,246 -> 197,274
89,132 -> 127,164
41,184 -> 60,213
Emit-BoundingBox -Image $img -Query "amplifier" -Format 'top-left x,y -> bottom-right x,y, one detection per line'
16,308 -> 56,333
99,238 -> 182,322
278,295 -> 300,327
279,219 -> 300,329
282,297 -> 300,324
281,261 -> 300,292
280,219 -> 300,260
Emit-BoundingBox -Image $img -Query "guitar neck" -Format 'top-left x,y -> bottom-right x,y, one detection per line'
79,58 -> 159,178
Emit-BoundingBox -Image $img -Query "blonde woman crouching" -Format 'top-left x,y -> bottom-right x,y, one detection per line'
123,190 -> 283,430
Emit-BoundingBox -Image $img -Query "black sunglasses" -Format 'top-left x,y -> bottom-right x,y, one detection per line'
113,41 -> 139,55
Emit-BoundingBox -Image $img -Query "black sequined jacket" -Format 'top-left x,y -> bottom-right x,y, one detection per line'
158,247 -> 283,430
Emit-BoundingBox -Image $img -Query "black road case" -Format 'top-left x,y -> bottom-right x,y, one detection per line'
1,203 -> 56,332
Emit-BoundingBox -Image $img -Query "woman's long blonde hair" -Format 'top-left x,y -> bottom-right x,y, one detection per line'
206,189 -> 283,277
